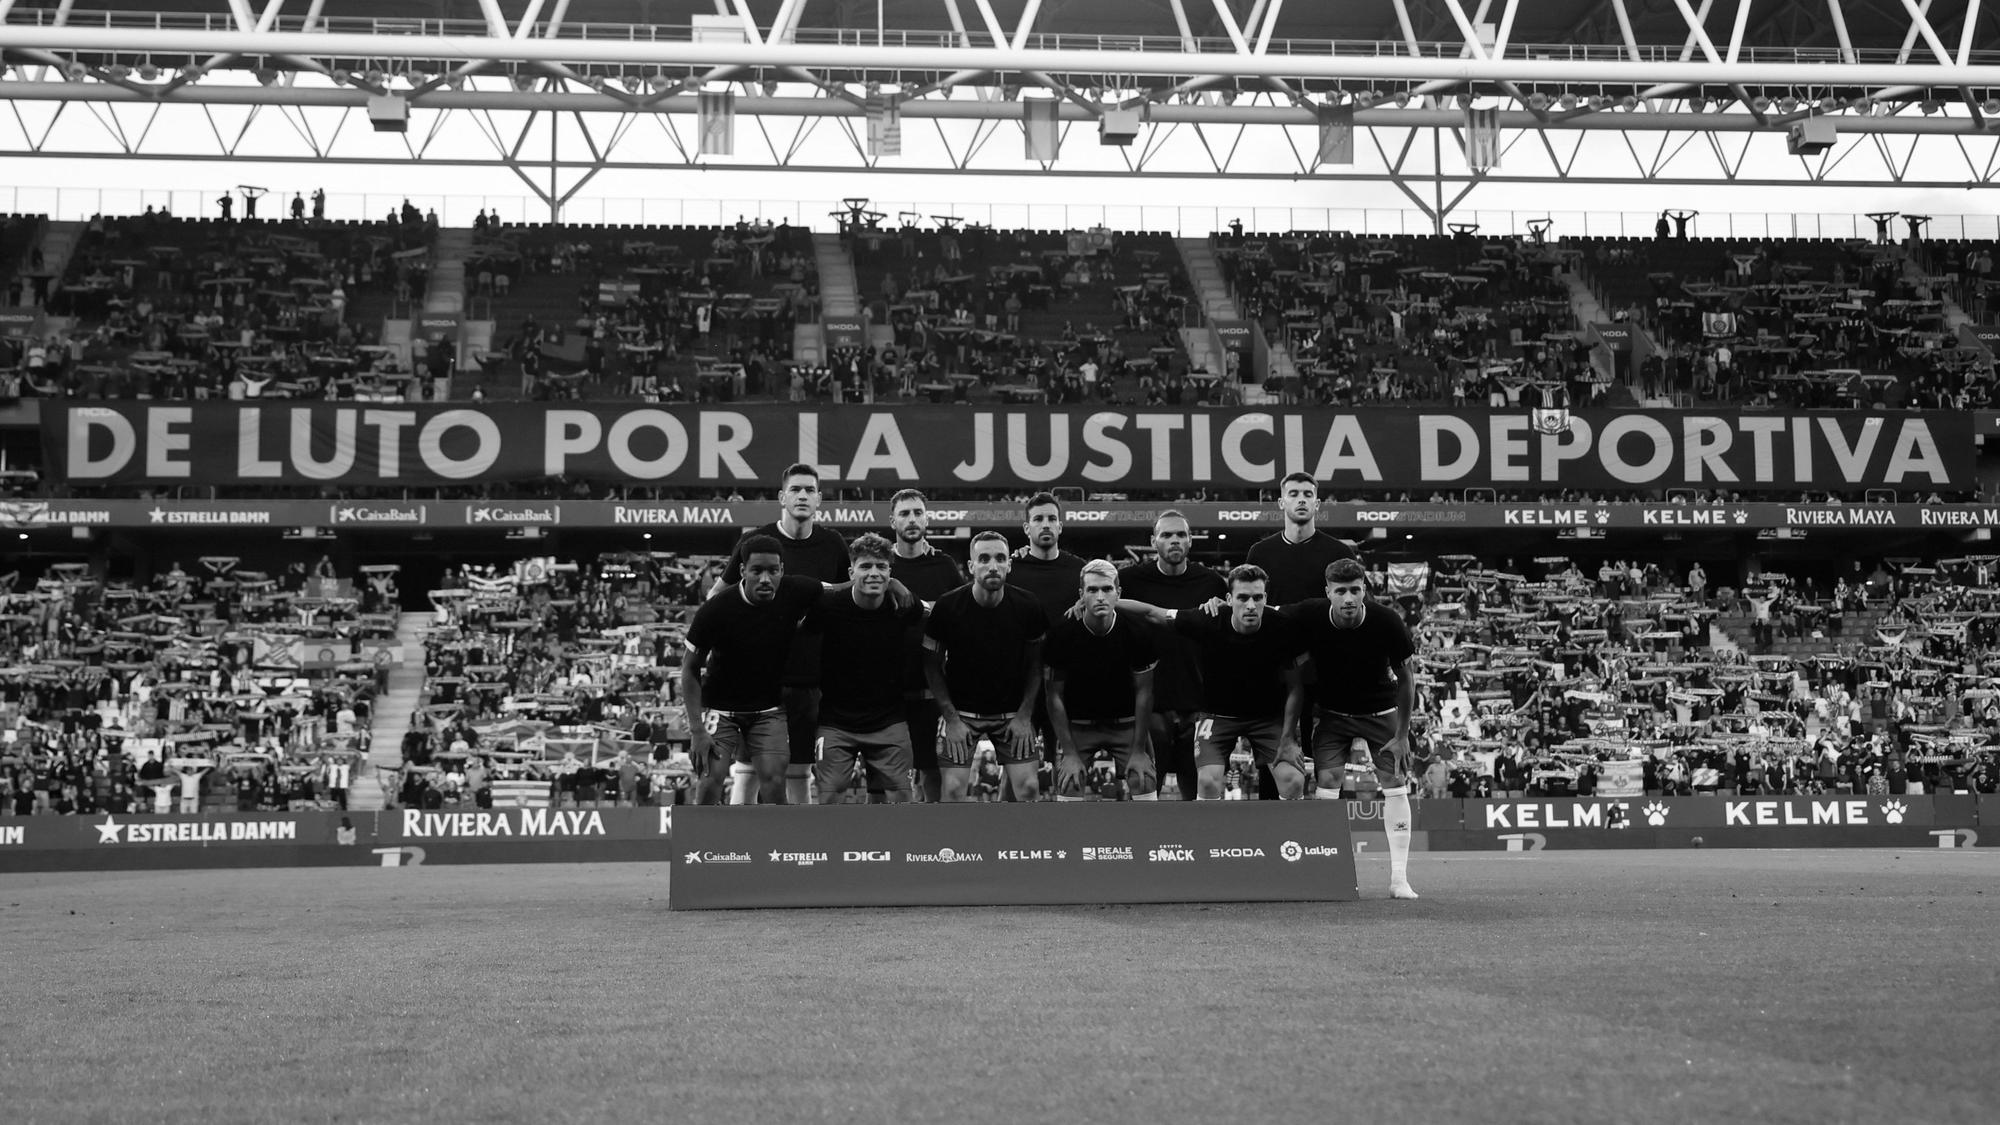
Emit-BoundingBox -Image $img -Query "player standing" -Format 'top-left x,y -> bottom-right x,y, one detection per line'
1244,471 -> 1358,799
811,534 -> 920,804
886,488 -> 965,803
1284,558 -> 1420,899
683,536 -> 821,806
1117,565 -> 1309,799
1245,472 -> 1359,605
1044,561 -> 1158,800
923,531 -> 1048,802
1005,491 -> 1087,793
1116,510 -> 1227,800
718,463 -> 850,804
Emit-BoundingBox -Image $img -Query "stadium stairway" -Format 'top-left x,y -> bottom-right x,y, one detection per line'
30,220 -> 86,287
349,610 -> 435,811
1172,236 -> 1240,374
814,232 -> 860,317
425,226 -> 473,317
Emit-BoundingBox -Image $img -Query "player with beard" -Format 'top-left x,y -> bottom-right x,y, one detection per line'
886,488 -> 965,803
1044,561 -> 1158,800
1115,510 -> 1226,800
1244,471 -> 1358,799
1113,565 -> 1309,799
1245,472 -> 1360,604
718,463 -> 851,804
683,536 -> 822,806
1282,557 -> 1420,899
811,534 -> 921,804
1005,492 -> 1086,792
924,531 -> 1048,802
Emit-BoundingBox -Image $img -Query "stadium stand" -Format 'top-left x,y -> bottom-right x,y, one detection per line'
6,543 -> 1998,813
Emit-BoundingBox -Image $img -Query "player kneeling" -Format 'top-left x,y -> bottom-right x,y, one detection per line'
1115,564 -> 1310,800
1045,561 -> 1159,800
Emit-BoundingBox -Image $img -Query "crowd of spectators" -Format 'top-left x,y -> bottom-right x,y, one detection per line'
0,555 -> 401,817
1393,553 -> 1999,800
8,538 -> 2000,815
1,205 -> 433,403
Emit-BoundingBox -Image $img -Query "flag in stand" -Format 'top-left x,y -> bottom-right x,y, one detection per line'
1316,103 -> 1355,165
1703,310 -> 1738,337
1465,105 -> 1500,171
698,89 -> 735,155
1024,98 -> 1061,161
868,94 -> 901,157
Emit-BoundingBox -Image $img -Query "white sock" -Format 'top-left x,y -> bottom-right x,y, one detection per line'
728,763 -> 754,805
1313,789 -> 1344,800
1383,784 -> 1416,895
1130,791 -> 1157,801
1055,794 -> 1087,802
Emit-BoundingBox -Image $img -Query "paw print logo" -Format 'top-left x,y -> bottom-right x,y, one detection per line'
1880,801 -> 1907,824
1643,802 -> 1670,826
1731,510 -> 1749,524
1593,510 -> 1611,525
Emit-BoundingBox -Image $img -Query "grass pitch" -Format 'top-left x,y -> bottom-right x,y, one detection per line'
5,850 -> 1996,1125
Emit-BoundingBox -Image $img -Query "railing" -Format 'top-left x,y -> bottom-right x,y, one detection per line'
8,11 -> 2000,70
8,187 -> 2000,245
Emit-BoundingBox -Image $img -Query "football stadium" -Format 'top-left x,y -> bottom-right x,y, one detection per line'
4,2 -> 2000,1121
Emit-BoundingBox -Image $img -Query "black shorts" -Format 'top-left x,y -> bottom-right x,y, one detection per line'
1310,708 -> 1404,780
946,713 -> 1036,767
1194,715 -> 1302,773
706,710 -> 789,771
817,724 -> 913,793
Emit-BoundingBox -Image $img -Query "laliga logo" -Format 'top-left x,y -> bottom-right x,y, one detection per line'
1278,840 -> 1342,861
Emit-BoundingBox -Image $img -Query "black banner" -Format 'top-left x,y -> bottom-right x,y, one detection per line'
40,404 -> 1973,492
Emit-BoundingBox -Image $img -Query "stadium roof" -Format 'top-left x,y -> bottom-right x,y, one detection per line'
9,0 -> 2000,205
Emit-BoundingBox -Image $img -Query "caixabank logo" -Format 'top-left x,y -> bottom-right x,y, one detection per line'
682,850 -> 752,865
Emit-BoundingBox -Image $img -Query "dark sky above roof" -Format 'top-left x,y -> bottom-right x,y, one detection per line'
24,0 -> 2000,54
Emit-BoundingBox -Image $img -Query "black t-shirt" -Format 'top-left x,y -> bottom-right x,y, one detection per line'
1244,530 -> 1359,607
1008,551 -> 1087,625
1283,598 -> 1417,714
723,522 -> 851,685
1173,610 -> 1305,719
923,585 -> 1047,715
1044,615 -> 1157,723
685,575 -> 821,712
890,547 -> 968,691
812,589 -> 923,732
1117,561 -> 1227,712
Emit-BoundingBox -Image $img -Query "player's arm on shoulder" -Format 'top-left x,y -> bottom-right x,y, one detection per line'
1114,597 -> 1176,625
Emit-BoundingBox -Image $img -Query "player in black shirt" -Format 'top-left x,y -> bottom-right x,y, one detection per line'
1116,510 -> 1227,800
1119,564 -> 1309,799
812,534 -> 922,803
1243,471 -> 1358,799
923,531 -> 1047,802
1045,560 -> 1158,800
887,488 -> 966,803
683,536 -> 821,806
1282,556 -> 1421,899
1244,471 -> 1360,606
720,463 -> 851,805
1007,491 -> 1087,785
